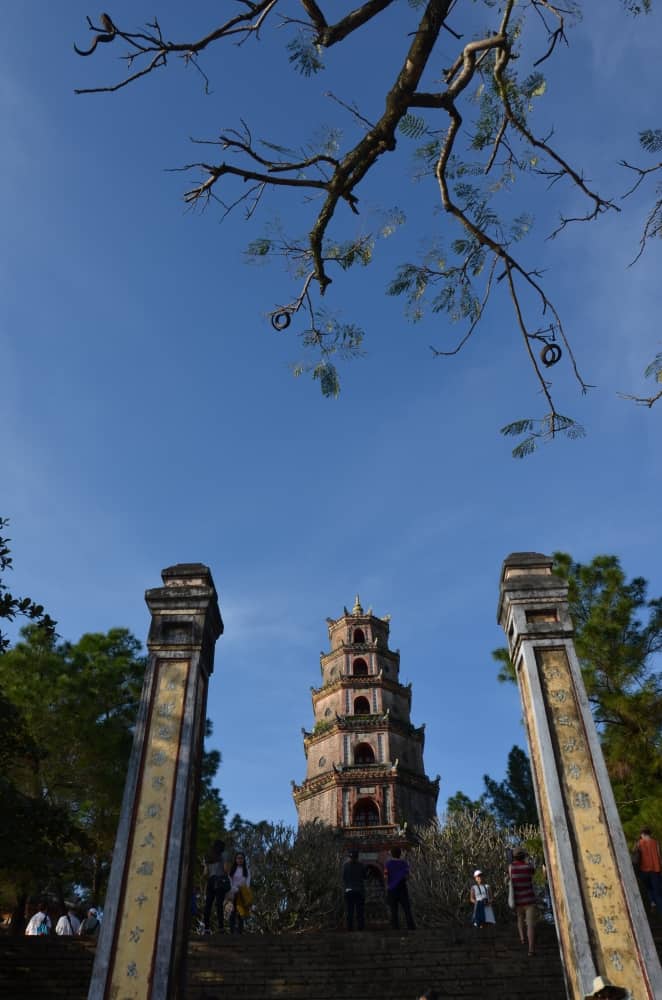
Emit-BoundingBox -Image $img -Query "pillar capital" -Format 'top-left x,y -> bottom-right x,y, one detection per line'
145,564 -> 223,675
497,551 -> 574,661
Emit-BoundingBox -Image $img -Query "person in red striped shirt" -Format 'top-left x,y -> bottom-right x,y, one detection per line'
509,848 -> 537,956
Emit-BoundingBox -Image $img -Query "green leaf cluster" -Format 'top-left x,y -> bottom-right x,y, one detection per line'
287,33 -> 324,77
501,414 -> 586,459
639,129 -> 662,153
0,518 -> 56,654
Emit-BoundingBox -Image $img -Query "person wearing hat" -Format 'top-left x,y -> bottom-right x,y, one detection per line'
78,907 -> 100,937
508,848 -> 537,955
470,869 -> 495,927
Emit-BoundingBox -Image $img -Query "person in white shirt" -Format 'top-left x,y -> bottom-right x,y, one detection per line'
228,852 -> 251,934
25,901 -> 52,936
470,870 -> 495,927
56,908 -> 81,936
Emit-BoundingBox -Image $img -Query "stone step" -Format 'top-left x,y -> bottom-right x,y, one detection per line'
2,921 -> 661,999
186,924 -> 566,999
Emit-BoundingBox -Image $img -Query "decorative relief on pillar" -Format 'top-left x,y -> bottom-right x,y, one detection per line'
107,659 -> 190,1000
536,647 -> 647,994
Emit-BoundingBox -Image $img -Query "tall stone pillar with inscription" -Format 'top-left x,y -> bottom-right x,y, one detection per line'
88,564 -> 223,1000
498,553 -> 662,1000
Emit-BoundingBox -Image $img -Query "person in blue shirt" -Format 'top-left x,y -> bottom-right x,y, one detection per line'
384,846 -> 415,930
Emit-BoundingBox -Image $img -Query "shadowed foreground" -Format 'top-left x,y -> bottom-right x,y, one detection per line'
0,923 -> 571,999
4,922 -> 662,999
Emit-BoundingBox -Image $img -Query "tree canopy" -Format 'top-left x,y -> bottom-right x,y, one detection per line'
73,2 -> 661,455
0,517 -> 55,653
0,625 -> 147,905
493,552 -> 662,839
447,744 -> 538,827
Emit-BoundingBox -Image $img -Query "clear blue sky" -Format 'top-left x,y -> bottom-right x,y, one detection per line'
2,2 -> 660,826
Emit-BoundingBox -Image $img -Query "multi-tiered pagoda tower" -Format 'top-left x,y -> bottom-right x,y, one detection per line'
292,597 -> 439,852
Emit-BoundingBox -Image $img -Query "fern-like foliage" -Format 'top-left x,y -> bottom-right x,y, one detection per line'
287,33 -> 324,76
501,414 -> 586,459
640,129 -> 662,154
643,353 -> 662,382
399,114 -> 429,140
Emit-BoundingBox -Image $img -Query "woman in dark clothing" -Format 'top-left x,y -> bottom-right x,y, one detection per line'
203,839 -> 229,934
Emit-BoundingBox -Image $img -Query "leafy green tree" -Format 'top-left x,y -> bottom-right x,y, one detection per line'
0,517 -> 55,653
446,745 -> 537,826
445,790 -> 485,817
494,553 -> 662,839
482,745 -> 538,827
0,686 -> 87,932
72,2 -> 660,454
0,625 -> 146,901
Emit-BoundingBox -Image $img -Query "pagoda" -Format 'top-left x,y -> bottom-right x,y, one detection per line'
292,597 -> 439,853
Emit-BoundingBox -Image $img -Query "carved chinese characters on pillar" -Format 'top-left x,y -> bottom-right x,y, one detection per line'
107,660 -> 189,1000
536,647 -> 647,994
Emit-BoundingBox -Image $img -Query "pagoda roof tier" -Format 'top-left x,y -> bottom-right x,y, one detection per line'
320,644 -> 400,664
311,675 -> 411,702
302,714 -> 424,748
292,764 -> 440,802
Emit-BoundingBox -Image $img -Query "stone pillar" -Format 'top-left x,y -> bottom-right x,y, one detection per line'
498,553 -> 662,1000
88,564 -> 223,1000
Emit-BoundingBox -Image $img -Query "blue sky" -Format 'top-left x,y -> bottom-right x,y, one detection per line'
1,2 -> 661,826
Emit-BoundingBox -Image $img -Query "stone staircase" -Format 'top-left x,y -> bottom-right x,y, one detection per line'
1,924 -> 567,999
0,936 -> 96,999
4,922 -> 662,999
187,924 -> 566,999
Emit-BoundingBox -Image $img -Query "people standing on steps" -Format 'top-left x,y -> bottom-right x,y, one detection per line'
384,846 -> 416,931
342,849 -> 367,931
470,869 -> 495,927
509,847 -> 537,956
